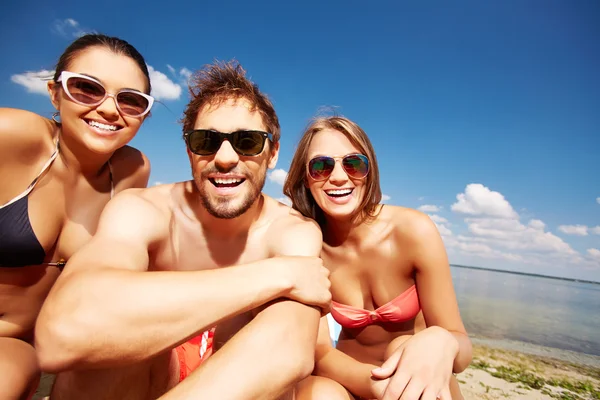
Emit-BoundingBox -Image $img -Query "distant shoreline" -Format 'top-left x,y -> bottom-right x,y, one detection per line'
450,264 -> 600,285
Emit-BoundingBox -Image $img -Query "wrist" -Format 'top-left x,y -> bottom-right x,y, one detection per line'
429,326 -> 460,356
262,257 -> 294,299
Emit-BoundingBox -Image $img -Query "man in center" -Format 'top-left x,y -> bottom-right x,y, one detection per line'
36,60 -> 330,399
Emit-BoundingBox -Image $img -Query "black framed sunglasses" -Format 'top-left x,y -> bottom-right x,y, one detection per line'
307,154 -> 370,181
183,129 -> 274,156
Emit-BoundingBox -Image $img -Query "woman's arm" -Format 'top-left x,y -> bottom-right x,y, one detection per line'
409,211 -> 472,373
313,316 -> 383,399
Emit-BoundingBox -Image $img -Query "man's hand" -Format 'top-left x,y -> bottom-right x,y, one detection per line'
276,256 -> 332,314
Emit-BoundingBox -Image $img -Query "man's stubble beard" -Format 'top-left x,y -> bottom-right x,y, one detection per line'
193,167 -> 267,219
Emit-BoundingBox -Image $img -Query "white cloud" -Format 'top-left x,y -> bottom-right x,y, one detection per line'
147,66 -> 182,101
528,219 -> 546,230
11,70 -> 53,95
451,183 -> 517,219
597,197 -> 600,205
153,181 -> 163,186
436,224 -> 453,237
268,169 -> 288,186
558,225 -> 589,236
429,214 -> 448,224
52,18 -> 87,38
587,249 -> 600,262
166,65 -> 192,86
180,68 -> 193,81
418,204 -> 440,213
382,194 -> 391,202
591,226 -> 600,235
276,197 -> 292,207
446,183 -> 584,269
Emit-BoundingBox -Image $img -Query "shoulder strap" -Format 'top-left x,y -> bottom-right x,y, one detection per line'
0,138 -> 60,209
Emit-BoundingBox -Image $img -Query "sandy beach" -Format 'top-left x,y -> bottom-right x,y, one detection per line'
34,338 -> 600,399
458,339 -> 600,400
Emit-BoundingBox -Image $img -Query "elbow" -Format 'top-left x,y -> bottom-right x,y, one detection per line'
453,335 -> 473,374
35,319 -> 83,373
35,301 -> 90,373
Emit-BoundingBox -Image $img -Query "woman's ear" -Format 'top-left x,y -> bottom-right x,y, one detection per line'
47,81 -> 60,110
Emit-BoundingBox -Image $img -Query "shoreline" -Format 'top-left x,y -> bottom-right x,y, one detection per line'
459,340 -> 600,400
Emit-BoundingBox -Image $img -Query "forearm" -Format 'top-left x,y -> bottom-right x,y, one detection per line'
160,300 -> 320,400
314,346 -> 380,399
450,331 -> 472,373
36,261 -> 288,371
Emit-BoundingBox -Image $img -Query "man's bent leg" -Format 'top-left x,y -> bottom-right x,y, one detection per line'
50,350 -> 176,400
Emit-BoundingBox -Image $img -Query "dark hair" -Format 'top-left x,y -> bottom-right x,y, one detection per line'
181,60 -> 280,143
52,33 -> 151,94
283,115 -> 382,228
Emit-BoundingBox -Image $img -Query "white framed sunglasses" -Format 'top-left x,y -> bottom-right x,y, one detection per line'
56,71 -> 154,118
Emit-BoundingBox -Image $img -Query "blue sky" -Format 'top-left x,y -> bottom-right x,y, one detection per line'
1,1 -> 599,281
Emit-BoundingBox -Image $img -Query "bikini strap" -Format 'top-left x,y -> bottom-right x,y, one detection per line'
0,137 -> 60,209
108,160 -> 114,199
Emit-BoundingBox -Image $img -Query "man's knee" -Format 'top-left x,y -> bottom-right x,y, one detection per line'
0,338 -> 40,399
295,376 -> 353,400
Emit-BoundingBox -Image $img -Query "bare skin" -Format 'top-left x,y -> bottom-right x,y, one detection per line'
0,46 -> 150,399
294,128 -> 472,400
35,99 -> 330,400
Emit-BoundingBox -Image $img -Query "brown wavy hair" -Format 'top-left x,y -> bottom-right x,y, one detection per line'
283,115 -> 382,228
181,60 -> 280,143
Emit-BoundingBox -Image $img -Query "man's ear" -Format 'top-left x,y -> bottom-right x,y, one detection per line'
267,140 -> 280,169
47,81 -> 60,110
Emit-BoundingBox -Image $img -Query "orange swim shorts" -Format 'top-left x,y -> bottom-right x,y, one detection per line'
175,328 -> 214,382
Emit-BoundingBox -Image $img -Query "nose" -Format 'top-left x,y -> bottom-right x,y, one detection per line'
95,94 -> 120,120
214,140 -> 240,171
328,161 -> 348,185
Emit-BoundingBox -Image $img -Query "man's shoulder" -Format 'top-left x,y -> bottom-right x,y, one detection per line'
263,195 -> 322,236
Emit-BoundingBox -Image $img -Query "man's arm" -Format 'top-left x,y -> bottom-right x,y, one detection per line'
35,192 -> 308,373
159,217 -> 328,400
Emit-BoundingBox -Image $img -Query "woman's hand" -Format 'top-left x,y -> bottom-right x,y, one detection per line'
370,326 -> 459,400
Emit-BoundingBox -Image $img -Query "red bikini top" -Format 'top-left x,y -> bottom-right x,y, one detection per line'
330,284 -> 420,329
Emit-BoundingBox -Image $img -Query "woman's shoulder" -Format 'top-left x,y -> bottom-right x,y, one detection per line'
110,145 -> 151,191
0,108 -> 56,160
380,205 -> 439,241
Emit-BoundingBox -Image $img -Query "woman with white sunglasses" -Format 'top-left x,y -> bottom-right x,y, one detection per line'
0,33 -> 153,399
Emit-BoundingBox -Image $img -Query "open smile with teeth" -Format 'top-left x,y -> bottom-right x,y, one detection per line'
86,119 -> 122,132
210,177 -> 246,188
325,188 -> 353,198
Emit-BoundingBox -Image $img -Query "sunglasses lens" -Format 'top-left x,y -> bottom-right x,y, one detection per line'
188,130 -> 222,155
343,154 -> 369,179
116,91 -> 150,117
308,157 -> 335,180
65,76 -> 106,105
231,131 -> 265,156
